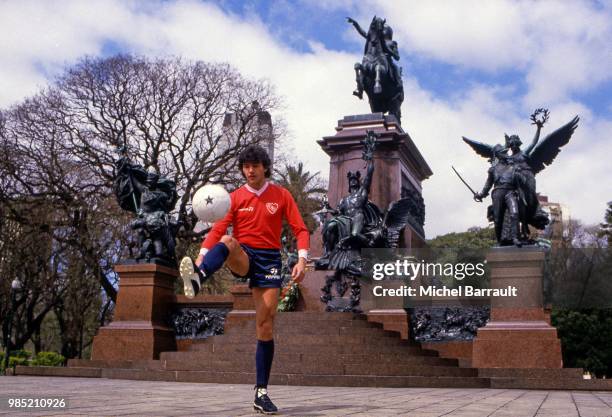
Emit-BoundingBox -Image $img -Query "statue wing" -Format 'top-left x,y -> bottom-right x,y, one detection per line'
383,198 -> 414,230
382,198 -> 425,247
528,116 -> 579,174
462,137 -> 494,159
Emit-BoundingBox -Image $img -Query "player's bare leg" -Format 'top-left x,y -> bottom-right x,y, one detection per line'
253,287 -> 279,341
220,235 -> 249,276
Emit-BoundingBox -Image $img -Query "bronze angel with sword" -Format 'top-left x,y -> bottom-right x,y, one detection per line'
461,109 -> 579,246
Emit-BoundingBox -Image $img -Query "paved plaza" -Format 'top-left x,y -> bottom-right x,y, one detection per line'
1,376 -> 611,416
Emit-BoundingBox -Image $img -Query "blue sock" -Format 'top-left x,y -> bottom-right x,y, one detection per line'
199,242 -> 229,275
255,339 -> 274,388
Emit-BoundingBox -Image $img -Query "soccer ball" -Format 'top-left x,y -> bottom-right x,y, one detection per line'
192,184 -> 231,223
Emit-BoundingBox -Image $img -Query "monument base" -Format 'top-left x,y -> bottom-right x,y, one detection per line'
472,321 -> 562,368
91,263 -> 178,361
92,322 -> 176,361
471,247 -> 563,369
224,284 -> 255,330
366,309 -> 410,340
317,113 -> 432,251
295,270 -> 327,312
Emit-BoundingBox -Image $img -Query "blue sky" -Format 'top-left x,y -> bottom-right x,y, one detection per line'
0,0 -> 610,237
213,0 -> 611,117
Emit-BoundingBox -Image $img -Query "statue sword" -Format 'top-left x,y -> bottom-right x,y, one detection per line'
451,166 -> 482,203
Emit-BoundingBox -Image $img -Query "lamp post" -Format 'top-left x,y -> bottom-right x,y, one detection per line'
2,279 -> 22,374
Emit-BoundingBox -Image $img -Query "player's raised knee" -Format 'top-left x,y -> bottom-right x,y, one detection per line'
220,235 -> 238,252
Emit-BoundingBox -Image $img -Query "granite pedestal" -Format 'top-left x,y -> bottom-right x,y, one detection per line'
317,113 -> 431,249
471,247 -> 563,368
91,263 -> 177,361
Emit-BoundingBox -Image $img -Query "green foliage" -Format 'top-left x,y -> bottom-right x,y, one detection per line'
31,351 -> 66,367
277,283 -> 300,312
8,356 -> 28,368
551,309 -> 612,378
9,349 -> 32,360
275,162 -> 326,237
0,350 -> 31,371
599,201 -> 612,245
427,226 -> 496,249
425,227 -> 495,289
1,350 -> 65,371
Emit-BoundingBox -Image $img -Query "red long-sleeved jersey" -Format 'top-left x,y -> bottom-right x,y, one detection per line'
201,182 -> 309,256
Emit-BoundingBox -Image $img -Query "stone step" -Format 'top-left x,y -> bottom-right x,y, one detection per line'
272,312 -> 367,323
218,326 -> 393,339
161,358 -> 476,377
223,323 -> 387,337
67,359 -> 164,370
160,351 -> 458,367
489,377 -> 612,391
193,342 -> 438,356
479,368 -> 584,379
101,368 -> 177,382
98,368 -> 491,388
196,334 -> 412,347
16,365 -> 612,391
225,319 -> 377,333
14,366 -> 102,378
343,363 -> 478,377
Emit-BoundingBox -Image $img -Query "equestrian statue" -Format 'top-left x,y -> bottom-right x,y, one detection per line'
348,16 -> 404,124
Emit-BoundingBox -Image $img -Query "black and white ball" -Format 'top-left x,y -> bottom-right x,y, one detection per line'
192,184 -> 230,223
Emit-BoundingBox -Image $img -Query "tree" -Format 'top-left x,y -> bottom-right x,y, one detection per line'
0,54 -> 284,358
552,309 -> 612,378
427,226 -> 496,250
599,201 -> 612,245
0,202 -> 68,352
0,54 -> 282,296
275,162 -> 326,247
424,227 -> 496,289
545,219 -> 609,308
543,207 -> 612,378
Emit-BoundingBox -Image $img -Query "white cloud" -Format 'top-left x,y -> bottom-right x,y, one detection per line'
350,0 -> 612,105
0,0 -> 610,238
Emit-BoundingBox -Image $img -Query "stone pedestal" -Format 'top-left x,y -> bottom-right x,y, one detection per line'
361,278 -> 411,339
317,113 -> 432,249
224,284 -> 255,330
91,263 -> 177,361
471,247 -> 563,368
296,270 -> 328,312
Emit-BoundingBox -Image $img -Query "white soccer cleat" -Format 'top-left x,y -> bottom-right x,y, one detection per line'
179,257 -> 204,299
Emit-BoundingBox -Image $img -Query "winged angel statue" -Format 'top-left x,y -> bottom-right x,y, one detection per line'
462,109 -> 579,246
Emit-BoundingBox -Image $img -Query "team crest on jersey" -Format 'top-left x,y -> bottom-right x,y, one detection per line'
266,202 -> 279,214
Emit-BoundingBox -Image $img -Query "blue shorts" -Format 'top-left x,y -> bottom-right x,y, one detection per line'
234,244 -> 283,288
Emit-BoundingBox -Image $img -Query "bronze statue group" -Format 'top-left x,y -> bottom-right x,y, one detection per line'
463,108 -> 579,247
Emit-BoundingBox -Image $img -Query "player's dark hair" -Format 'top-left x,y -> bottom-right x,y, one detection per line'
238,144 -> 271,178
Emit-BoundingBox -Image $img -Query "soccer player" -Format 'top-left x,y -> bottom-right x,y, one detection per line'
179,144 -> 309,415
